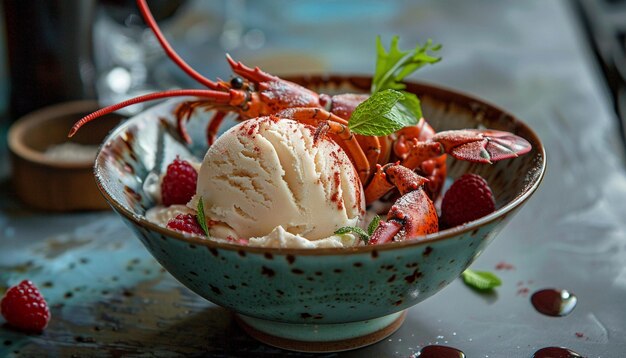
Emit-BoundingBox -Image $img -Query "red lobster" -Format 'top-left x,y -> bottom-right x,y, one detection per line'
70,0 -> 531,244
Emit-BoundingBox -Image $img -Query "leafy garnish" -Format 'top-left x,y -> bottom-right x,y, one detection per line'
396,92 -> 423,126
196,197 -> 210,237
367,215 -> 381,236
349,89 -> 420,136
461,269 -> 502,291
335,216 -> 383,245
348,36 -> 439,136
335,226 -> 370,244
372,35 -> 442,93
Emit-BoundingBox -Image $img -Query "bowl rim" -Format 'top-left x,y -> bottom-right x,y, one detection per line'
94,78 -> 546,256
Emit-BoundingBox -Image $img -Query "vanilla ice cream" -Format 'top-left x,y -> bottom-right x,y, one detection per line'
195,116 -> 365,241
146,204 -> 193,226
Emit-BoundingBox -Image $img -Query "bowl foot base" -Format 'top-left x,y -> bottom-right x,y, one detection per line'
235,310 -> 407,353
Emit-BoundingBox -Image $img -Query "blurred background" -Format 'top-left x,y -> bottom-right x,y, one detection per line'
0,0 -> 625,132
0,0 -> 625,161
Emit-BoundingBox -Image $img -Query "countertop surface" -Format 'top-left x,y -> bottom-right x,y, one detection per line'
1,0 -> 626,357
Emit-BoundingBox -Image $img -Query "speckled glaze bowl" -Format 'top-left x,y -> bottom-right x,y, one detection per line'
94,76 -> 545,352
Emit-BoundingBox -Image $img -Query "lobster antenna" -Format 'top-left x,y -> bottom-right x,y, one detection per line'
136,0 -> 219,89
68,89 -> 231,137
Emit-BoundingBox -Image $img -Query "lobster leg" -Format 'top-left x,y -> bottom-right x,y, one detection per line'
393,118 -> 434,158
277,108 -> 371,182
313,121 -> 370,183
366,120 -> 441,203
277,108 -> 381,177
389,118 -> 446,198
400,140 -> 443,169
175,100 -> 217,144
369,164 -> 438,245
377,135 -> 392,165
364,164 -> 394,204
206,111 -> 228,146
277,107 -> 348,125
418,155 -> 447,200
364,162 -> 430,204
358,136 -> 381,182
320,93 -> 387,171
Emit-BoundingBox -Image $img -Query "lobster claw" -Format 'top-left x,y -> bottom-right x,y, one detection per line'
432,129 -> 532,164
369,165 -> 438,245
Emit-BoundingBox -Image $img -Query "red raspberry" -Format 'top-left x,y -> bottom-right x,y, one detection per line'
1,280 -> 50,332
441,173 -> 496,228
167,213 -> 205,235
161,157 -> 197,206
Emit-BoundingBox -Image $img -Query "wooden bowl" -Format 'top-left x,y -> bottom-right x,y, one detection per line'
8,100 -> 123,211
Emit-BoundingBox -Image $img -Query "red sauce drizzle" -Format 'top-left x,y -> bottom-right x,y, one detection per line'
531,288 -> 577,317
532,347 -> 583,358
415,345 -> 464,358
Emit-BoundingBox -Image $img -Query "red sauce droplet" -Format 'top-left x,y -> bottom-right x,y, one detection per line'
517,287 -> 530,296
495,261 -> 515,270
531,289 -> 577,317
416,345 -> 465,358
532,347 -> 583,358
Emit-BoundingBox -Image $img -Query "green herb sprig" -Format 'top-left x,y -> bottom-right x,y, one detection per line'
196,197 -> 211,237
335,215 -> 381,245
461,269 -> 502,291
372,36 -> 442,93
348,36 -> 441,137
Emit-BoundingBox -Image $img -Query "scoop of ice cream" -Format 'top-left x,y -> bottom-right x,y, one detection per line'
248,226 -> 359,248
145,205 -> 193,227
196,116 -> 365,240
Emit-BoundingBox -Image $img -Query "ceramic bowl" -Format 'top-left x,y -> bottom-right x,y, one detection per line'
93,76 -> 545,352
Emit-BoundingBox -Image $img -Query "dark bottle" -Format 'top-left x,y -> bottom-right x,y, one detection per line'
2,0 -> 97,120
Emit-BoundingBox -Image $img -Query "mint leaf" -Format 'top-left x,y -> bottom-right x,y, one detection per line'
461,269 -> 502,291
349,89 -> 419,136
397,92 -> 422,125
196,197 -> 210,237
349,36 -> 438,137
367,215 -> 381,236
336,216 -> 383,245
372,36 -> 442,93
335,226 -> 370,244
